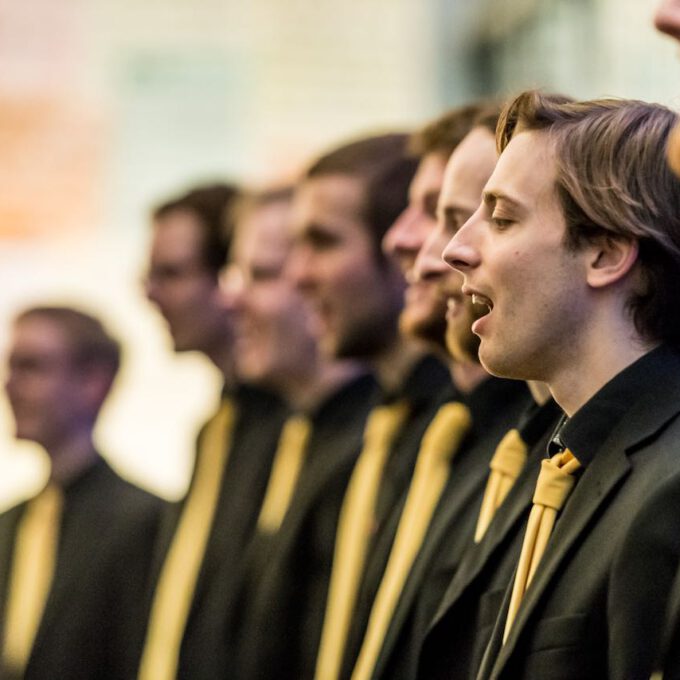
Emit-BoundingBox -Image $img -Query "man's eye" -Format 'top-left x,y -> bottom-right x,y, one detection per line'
491,217 -> 513,229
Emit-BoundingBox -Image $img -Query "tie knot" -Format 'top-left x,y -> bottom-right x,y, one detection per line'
363,402 -> 409,452
533,449 -> 581,510
419,402 -> 472,465
489,429 -> 528,477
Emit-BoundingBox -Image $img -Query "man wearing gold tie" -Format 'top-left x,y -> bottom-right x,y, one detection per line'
139,184 -> 289,680
342,108 -> 535,680
0,306 -> 164,680
443,92 -> 680,680
234,133 -> 423,680
314,104 -> 487,680
190,187 -> 375,679
413,102 -> 564,680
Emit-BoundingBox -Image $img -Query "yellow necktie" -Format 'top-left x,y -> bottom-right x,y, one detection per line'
350,402 -> 472,680
503,448 -> 581,643
2,483 -> 63,674
138,398 -> 235,680
474,429 -> 528,543
314,402 -> 410,680
257,414 -> 313,534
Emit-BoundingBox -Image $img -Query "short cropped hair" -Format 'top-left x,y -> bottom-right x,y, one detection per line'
15,306 -> 121,382
497,90 -> 680,349
409,102 -> 502,158
304,134 -> 417,262
153,183 -> 241,275
229,186 -> 294,231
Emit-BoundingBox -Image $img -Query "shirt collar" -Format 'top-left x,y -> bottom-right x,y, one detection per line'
550,345 -> 672,466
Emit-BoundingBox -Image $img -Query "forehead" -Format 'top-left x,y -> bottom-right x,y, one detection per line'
484,130 -> 558,209
440,127 -> 497,210
10,316 -> 71,358
410,152 -> 448,199
233,201 -> 292,265
151,210 -> 205,263
291,174 -> 367,236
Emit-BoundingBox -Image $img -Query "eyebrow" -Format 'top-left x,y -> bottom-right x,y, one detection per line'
437,204 -> 471,223
482,190 -> 523,211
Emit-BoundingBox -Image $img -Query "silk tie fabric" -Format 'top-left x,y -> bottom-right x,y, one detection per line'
503,448 -> 581,643
350,402 -> 472,680
2,483 -> 63,675
257,414 -> 313,534
314,402 -> 410,680
138,398 -> 236,680
474,428 -> 528,543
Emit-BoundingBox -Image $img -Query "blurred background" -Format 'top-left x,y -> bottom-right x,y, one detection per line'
0,0 -> 676,508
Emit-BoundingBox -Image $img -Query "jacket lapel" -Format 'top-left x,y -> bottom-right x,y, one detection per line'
491,386 -> 680,677
428,453 -> 538,633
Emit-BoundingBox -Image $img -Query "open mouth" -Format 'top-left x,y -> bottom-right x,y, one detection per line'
471,293 -> 493,315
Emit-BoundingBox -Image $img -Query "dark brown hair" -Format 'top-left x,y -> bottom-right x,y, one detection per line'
409,101 -> 502,158
305,133 -> 418,262
16,306 -> 121,381
153,183 -> 241,275
497,90 -> 680,348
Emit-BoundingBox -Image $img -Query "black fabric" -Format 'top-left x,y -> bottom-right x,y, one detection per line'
140,384 -> 289,680
416,398 -> 562,680
608,468 -> 680,679
0,458 -> 164,680
341,377 -> 532,680
232,373 -> 379,680
474,346 -> 680,680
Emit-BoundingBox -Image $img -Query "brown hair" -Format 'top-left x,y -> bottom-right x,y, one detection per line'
153,182 -> 241,275
229,186 -> 294,230
305,133 -> 417,262
408,103 -> 499,158
16,306 -> 121,382
497,90 -> 680,348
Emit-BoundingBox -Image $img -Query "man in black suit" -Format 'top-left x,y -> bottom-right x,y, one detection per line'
0,306 -> 163,680
313,105 -> 486,680
139,184 -> 289,680
189,188 -> 375,680
233,134 -> 420,680
342,108 -> 536,680
443,91 -> 680,680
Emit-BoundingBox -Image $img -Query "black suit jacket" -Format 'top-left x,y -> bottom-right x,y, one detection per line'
660,559 -> 680,680
417,400 -> 562,680
607,467 -> 680,679
345,377 -> 531,680
0,458 -> 164,680
141,385 -> 288,680
234,374 -> 378,680
476,347 -> 680,680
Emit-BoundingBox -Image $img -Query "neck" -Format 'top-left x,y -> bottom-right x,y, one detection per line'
448,358 -> 489,395
371,336 -> 429,395
46,427 -> 99,487
205,339 -> 238,390
548,314 -> 657,416
285,358 -> 368,413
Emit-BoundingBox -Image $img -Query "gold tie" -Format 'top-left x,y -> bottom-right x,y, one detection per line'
257,414 -> 313,534
138,398 -> 236,680
350,402 -> 472,680
2,483 -> 63,674
314,402 -> 410,680
503,448 -> 581,643
474,429 -> 528,543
